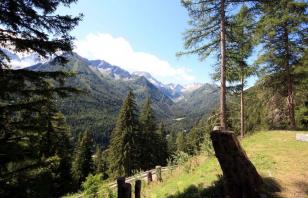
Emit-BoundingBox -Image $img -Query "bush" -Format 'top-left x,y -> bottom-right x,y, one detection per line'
81,174 -> 116,198
82,174 -> 102,198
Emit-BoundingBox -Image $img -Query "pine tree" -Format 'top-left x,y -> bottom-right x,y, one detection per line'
49,112 -> 73,195
0,0 -> 82,69
255,0 -> 307,129
94,146 -> 103,173
226,5 -> 256,138
71,130 -> 93,186
140,97 -> 157,135
187,127 -> 205,155
108,91 -> 140,176
0,73 -> 77,197
0,1 -> 81,196
157,122 -> 169,165
139,97 -> 158,169
179,0 -> 254,129
176,132 -> 188,153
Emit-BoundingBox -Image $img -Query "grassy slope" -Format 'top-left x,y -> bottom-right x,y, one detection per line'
143,131 -> 308,198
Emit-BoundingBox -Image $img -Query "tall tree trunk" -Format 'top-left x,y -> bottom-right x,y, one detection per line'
240,65 -> 244,139
284,23 -> 296,129
220,0 -> 227,130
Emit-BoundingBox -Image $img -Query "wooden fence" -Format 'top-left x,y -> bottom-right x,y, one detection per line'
76,165 -> 177,198
108,165 -> 177,189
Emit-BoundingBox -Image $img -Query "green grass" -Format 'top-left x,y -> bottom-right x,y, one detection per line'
143,130 -> 308,198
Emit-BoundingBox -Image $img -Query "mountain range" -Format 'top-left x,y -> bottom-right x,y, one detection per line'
7,50 -> 219,146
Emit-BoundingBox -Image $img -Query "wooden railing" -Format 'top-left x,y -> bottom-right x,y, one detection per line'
108,165 -> 177,189
75,165 -> 177,198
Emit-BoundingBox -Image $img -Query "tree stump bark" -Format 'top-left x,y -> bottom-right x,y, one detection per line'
135,180 -> 141,198
210,129 -> 263,198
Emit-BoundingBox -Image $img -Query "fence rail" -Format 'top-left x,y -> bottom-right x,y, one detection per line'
108,165 -> 177,189
75,165 -> 178,198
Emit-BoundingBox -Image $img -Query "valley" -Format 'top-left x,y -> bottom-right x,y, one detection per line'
27,52 -> 219,145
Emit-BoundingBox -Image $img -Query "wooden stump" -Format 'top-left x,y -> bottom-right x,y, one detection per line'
135,180 -> 141,198
210,130 -> 263,198
155,166 -> 162,182
147,171 -> 153,184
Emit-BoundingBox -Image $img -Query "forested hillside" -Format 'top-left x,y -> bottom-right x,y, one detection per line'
1,0 -> 307,197
29,53 -> 219,146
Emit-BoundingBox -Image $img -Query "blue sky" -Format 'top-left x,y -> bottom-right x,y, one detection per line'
58,0 -> 256,86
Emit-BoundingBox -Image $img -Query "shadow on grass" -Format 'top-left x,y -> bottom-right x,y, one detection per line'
293,180 -> 308,197
166,176 -> 283,198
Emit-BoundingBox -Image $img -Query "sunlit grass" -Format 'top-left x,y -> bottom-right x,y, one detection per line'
144,130 -> 308,198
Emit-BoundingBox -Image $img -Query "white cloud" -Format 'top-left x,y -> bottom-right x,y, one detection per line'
74,33 -> 195,84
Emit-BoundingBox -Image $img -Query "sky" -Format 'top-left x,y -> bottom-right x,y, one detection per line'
57,0 -> 256,86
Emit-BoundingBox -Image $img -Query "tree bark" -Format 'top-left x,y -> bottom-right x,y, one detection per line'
283,23 -> 296,129
211,130 -> 263,197
220,0 -> 227,130
240,66 -> 244,139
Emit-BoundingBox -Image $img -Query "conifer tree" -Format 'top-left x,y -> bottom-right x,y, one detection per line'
157,122 -> 169,165
176,132 -> 188,153
187,127 -> 205,155
179,0 -> 258,129
225,5 -> 256,138
0,73 -> 76,197
255,0 -> 307,128
108,91 -> 140,176
139,97 -> 158,169
0,0 -> 82,69
71,130 -> 93,186
140,97 -> 157,134
0,1 -> 81,196
94,146 -> 103,174
49,112 -> 73,195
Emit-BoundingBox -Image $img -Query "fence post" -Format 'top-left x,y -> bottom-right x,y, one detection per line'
117,177 -> 125,198
135,180 -> 141,198
155,166 -> 162,182
147,171 -> 153,184
124,183 -> 131,198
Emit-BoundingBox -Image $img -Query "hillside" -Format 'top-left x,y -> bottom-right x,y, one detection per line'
143,131 -> 308,198
28,53 -> 219,145
29,53 -> 175,144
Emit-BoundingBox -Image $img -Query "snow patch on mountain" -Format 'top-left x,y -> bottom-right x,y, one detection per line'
1,48 -> 48,69
88,59 -> 131,79
131,71 -> 166,89
182,83 -> 204,92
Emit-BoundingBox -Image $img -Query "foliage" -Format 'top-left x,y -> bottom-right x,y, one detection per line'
93,146 -> 109,179
255,0 -> 307,128
176,132 -> 189,153
156,122 -> 170,166
108,91 -> 140,176
82,174 -> 102,198
178,0 -> 256,128
0,70 -> 76,197
30,54 -> 178,146
139,97 -> 158,169
171,151 -> 190,166
0,0 -> 81,196
71,130 -> 93,186
0,0 -> 82,69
